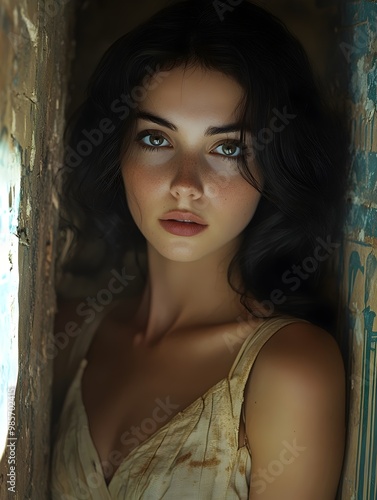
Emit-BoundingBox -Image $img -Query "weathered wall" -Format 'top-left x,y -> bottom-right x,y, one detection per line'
336,2 -> 377,499
0,1 -> 75,498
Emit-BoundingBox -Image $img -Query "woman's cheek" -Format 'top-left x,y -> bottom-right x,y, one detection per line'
136,147 -> 175,167
198,156 -> 237,198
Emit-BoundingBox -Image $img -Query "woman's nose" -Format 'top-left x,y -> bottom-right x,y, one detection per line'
169,156 -> 204,200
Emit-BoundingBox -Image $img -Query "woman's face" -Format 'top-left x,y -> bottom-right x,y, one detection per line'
121,65 -> 262,262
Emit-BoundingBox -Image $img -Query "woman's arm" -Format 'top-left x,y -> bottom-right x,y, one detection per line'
245,322 -> 346,500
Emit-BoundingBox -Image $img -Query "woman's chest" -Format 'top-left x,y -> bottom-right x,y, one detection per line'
80,321 -> 249,482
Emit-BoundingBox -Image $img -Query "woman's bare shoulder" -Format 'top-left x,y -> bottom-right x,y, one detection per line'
258,321 -> 343,374
246,321 -> 345,411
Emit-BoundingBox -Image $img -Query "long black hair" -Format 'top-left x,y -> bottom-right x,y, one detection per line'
59,0 -> 349,328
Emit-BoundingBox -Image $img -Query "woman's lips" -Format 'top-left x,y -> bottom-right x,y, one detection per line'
159,210 -> 208,236
159,219 -> 208,237
160,210 -> 207,225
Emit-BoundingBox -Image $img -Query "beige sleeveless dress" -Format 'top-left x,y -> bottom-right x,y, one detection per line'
51,312 -> 309,499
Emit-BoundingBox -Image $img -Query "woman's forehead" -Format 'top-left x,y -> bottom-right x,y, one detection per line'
140,65 -> 245,120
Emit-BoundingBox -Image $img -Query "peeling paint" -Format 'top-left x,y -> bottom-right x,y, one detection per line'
365,97 -> 376,121
0,131 -> 20,460
0,0 -> 75,496
26,198 -> 31,218
20,8 -> 37,46
52,191 -> 59,210
337,1 -> 377,498
12,7 -> 18,28
30,130 -> 36,168
354,314 -> 363,346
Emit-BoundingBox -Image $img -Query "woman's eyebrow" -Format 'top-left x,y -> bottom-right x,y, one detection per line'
135,110 -> 244,136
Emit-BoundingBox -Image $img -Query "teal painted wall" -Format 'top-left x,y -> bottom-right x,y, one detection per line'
337,1 -> 377,499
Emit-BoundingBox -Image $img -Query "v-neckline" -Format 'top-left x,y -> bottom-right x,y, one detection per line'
78,363 -> 229,492
75,316 -> 269,492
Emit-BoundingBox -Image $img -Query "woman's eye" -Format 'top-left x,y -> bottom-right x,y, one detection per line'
136,132 -> 245,161
212,142 -> 243,159
138,132 -> 171,149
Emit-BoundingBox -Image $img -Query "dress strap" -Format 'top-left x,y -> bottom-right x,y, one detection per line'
228,316 -> 311,431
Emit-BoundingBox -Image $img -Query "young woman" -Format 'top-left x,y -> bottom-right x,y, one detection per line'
51,1 -> 348,498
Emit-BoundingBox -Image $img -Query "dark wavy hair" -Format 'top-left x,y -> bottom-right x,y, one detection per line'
60,0 -> 349,329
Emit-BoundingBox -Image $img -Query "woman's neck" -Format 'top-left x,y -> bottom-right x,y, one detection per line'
132,239 -> 246,344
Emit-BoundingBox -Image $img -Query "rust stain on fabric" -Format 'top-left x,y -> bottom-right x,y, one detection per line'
176,452 -> 192,464
189,457 -> 221,467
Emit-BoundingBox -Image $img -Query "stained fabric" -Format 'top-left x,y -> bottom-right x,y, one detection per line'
51,314 -> 308,499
